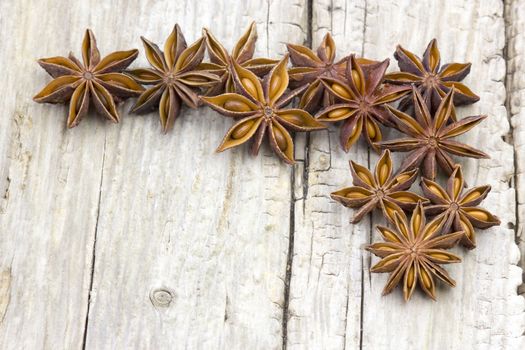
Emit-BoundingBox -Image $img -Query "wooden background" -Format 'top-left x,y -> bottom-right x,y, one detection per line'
0,0 -> 524,349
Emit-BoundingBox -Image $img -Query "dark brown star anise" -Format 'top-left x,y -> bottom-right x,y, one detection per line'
34,29 -> 143,128
200,21 -> 277,96
385,39 -> 479,112
421,165 -> 500,249
367,202 -> 463,301
375,87 -> 489,180
331,150 -> 427,223
200,55 -> 326,164
126,25 -> 220,133
287,33 -> 376,112
315,56 -> 411,152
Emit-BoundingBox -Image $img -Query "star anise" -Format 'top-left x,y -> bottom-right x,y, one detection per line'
33,29 -> 143,128
126,25 -> 220,133
315,56 -> 411,152
367,202 -> 463,301
375,87 -> 489,180
287,33 -> 375,112
200,55 -> 326,164
200,21 -> 277,96
385,39 -> 479,113
421,165 -> 500,249
332,150 -> 427,223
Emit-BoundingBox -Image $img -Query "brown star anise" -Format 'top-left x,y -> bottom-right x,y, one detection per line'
421,165 -> 500,249
367,203 -> 463,301
33,29 -> 143,128
375,87 -> 489,180
315,56 -> 411,152
126,25 -> 220,133
200,55 -> 325,164
200,22 -> 277,96
385,39 -> 479,112
287,33 -> 376,112
331,150 -> 427,223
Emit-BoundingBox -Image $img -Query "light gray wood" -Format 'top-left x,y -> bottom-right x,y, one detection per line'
0,0 -> 524,349
0,1 -> 107,349
80,1 -> 308,350
288,0 -> 524,349
507,0 -> 525,296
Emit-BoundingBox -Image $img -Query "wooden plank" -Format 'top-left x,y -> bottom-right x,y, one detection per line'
506,0 -> 525,295
79,1 -> 308,349
286,1 -> 369,348
0,1 -> 108,349
288,0 -> 524,349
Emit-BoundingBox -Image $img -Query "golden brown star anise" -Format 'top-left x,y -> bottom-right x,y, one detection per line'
315,55 -> 411,152
126,25 -> 220,133
287,33 -> 376,112
376,87 -> 488,180
200,22 -> 277,96
34,29 -> 144,128
421,165 -> 500,249
385,39 -> 479,112
367,202 -> 463,301
331,150 -> 427,223
201,55 -> 325,164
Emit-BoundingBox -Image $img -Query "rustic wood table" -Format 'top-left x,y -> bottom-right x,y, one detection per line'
0,0 -> 524,349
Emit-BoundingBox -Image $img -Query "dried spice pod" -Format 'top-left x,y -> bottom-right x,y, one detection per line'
34,29 -> 144,128
367,202 -> 463,301
421,165 -> 500,249
385,39 -> 479,113
315,55 -> 411,152
201,55 -> 326,164
126,24 -> 220,133
332,150 -> 427,224
375,87 -> 489,180
287,33 -> 376,112
200,21 -> 277,96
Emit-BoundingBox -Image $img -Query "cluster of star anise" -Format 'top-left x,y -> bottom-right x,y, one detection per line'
329,40 -> 500,301
34,24 -> 500,301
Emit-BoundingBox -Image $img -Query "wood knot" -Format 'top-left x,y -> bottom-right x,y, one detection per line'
149,287 -> 175,308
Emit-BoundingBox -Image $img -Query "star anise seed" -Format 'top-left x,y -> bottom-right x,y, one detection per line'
375,87 -> 489,180
421,165 -> 500,249
315,55 -> 411,152
367,202 -> 463,301
385,39 -> 479,113
287,33 -> 376,113
126,24 -> 220,133
332,150 -> 427,223
199,21 -> 277,96
201,55 -> 326,164
34,29 -> 144,128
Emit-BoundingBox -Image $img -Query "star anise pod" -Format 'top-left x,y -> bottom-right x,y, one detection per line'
385,39 -> 479,113
421,165 -> 500,249
314,56 -> 411,152
331,150 -> 427,223
287,33 -> 375,112
33,29 -> 143,128
200,22 -> 277,96
375,87 -> 489,180
200,55 -> 326,164
367,202 -> 463,301
126,25 -> 220,133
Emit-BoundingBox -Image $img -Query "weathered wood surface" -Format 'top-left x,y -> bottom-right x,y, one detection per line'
0,0 -> 523,349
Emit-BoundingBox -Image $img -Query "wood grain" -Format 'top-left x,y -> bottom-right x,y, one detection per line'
288,0 -> 524,349
507,0 -> 525,296
0,0 -> 523,349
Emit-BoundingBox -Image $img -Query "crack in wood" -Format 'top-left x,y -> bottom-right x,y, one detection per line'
282,1 -> 314,348
503,0 -> 525,295
81,136 -> 107,350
